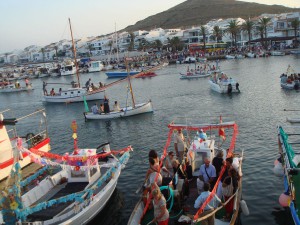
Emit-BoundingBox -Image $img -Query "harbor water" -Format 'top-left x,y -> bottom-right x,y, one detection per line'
1,55 -> 300,225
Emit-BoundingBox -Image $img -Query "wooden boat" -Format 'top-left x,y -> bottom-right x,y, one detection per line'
0,126 -> 131,224
277,126 -> 300,225
84,58 -> 154,120
0,83 -> 33,93
136,71 -> 157,78
180,72 -> 211,79
43,19 -> 105,103
128,118 -> 247,225
105,70 -> 141,78
0,109 -> 50,181
209,73 -> 240,93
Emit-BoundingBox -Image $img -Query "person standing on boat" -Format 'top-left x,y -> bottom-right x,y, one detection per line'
194,183 -> 223,225
151,186 -> 169,225
199,129 -> 208,141
43,81 -> 47,95
25,78 -> 29,87
91,103 -> 99,114
103,96 -> 110,114
113,101 -> 121,112
85,78 -> 91,90
174,128 -> 186,162
199,158 -> 217,190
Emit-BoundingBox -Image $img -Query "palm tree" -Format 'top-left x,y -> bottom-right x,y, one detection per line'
54,46 -> 58,60
153,39 -> 163,51
256,25 -> 265,47
87,44 -> 93,56
41,48 -> 45,62
108,40 -> 113,53
168,37 -> 183,52
4,53 -> 9,63
200,25 -> 208,53
213,26 -> 223,43
258,17 -> 271,48
291,18 -> 300,47
241,19 -> 255,46
225,20 -> 240,47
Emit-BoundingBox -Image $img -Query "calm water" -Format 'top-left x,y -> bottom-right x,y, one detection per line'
1,55 -> 300,225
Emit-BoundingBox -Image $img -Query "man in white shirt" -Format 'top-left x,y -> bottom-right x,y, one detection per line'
174,129 -> 186,162
91,104 -> 99,114
194,183 -> 222,225
199,158 -> 216,189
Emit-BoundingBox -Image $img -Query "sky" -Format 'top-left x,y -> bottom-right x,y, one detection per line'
0,0 -> 300,54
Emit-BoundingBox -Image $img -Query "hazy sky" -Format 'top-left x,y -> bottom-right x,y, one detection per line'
0,0 -> 299,53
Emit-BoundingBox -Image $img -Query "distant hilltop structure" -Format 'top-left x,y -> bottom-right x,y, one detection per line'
0,11 -> 299,64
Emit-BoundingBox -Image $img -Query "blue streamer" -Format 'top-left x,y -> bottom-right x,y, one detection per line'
290,202 -> 300,225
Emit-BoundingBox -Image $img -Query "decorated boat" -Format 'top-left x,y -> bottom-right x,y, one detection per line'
128,117 -> 248,225
209,73 -> 240,93
0,109 -> 50,181
276,126 -> 300,225
136,71 -> 157,78
280,65 -> 300,90
0,121 -> 131,225
43,19 -> 105,103
84,58 -> 154,120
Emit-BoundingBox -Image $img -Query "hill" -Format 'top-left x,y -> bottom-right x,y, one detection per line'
124,0 -> 300,31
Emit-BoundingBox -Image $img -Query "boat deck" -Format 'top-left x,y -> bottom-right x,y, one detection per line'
27,182 -> 88,221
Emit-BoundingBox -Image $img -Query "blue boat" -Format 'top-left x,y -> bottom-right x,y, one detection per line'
105,71 -> 140,78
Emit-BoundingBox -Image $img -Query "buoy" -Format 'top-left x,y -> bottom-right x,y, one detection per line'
279,193 -> 291,207
274,159 -> 279,166
273,163 -> 284,177
240,200 -> 249,216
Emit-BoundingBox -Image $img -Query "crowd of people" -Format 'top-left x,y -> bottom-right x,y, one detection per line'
140,128 -> 241,225
90,96 -> 122,115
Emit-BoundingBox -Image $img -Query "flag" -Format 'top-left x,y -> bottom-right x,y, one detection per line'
83,96 -> 89,112
219,116 -> 226,141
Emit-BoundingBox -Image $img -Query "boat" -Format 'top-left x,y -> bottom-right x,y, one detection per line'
0,83 -> 33,93
209,72 -> 240,93
280,65 -> 300,90
43,18 -> 105,103
60,61 -> 77,76
184,57 -> 196,63
0,109 -> 50,181
270,51 -> 285,56
225,55 -> 236,59
0,121 -> 131,225
276,125 -> 300,225
290,50 -> 300,55
87,61 -> 104,73
135,71 -> 157,78
84,58 -> 154,120
105,70 -> 141,78
128,117 -> 247,225
180,71 -> 210,79
246,52 -> 256,58
287,117 -> 300,123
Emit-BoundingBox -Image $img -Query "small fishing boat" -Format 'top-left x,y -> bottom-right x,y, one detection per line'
0,83 -> 33,93
280,65 -> 300,90
270,51 -> 285,56
87,61 -> 104,73
136,71 -> 157,78
43,19 -> 105,103
84,58 -> 154,120
287,117 -> 300,123
105,70 -> 141,78
180,72 -> 211,79
0,121 -> 131,225
276,126 -> 300,225
0,109 -> 50,181
225,55 -> 236,59
209,73 -> 240,93
128,117 -> 248,225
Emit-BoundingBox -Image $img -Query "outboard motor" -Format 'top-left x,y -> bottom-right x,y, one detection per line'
228,84 -> 232,94
236,82 -> 240,92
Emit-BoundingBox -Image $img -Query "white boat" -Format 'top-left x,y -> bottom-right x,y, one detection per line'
0,109 -> 50,181
286,117 -> 300,123
209,73 -> 240,93
87,61 -> 104,73
84,58 -> 154,120
180,71 -> 211,79
0,83 -> 33,93
128,119 -> 246,225
84,101 -> 153,120
280,65 -> 300,90
246,52 -> 255,58
271,51 -> 285,56
225,55 -> 236,59
184,56 -> 196,63
0,128 -> 131,224
60,62 -> 77,76
290,50 -> 300,55
43,19 -> 105,103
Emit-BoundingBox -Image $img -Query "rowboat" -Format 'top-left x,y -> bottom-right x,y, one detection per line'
180,72 -> 211,79
209,73 -> 240,93
0,109 -> 50,181
276,126 -> 300,225
287,117 -> 300,123
0,122 -> 131,225
0,84 -> 33,93
128,117 -> 248,225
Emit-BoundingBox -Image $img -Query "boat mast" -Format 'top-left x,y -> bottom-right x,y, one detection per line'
126,58 -> 135,108
68,18 -> 80,88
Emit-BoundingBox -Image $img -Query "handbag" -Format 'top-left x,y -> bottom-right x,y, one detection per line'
222,177 -> 233,196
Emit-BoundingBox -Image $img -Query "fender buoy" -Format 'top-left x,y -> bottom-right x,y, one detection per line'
273,163 -> 284,176
240,200 -> 249,216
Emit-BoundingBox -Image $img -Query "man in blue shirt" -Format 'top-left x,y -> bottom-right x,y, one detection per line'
199,129 -> 208,140
194,183 -> 222,225
199,158 -> 216,190
91,104 -> 99,114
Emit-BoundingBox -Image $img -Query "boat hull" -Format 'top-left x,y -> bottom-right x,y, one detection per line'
209,80 -> 240,93
43,89 -> 104,103
105,71 -> 140,78
84,101 -> 153,120
180,73 -> 210,79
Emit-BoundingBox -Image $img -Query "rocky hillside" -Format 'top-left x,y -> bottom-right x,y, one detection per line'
124,0 -> 299,31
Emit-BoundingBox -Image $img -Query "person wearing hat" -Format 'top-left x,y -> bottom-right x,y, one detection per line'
163,151 -> 175,177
